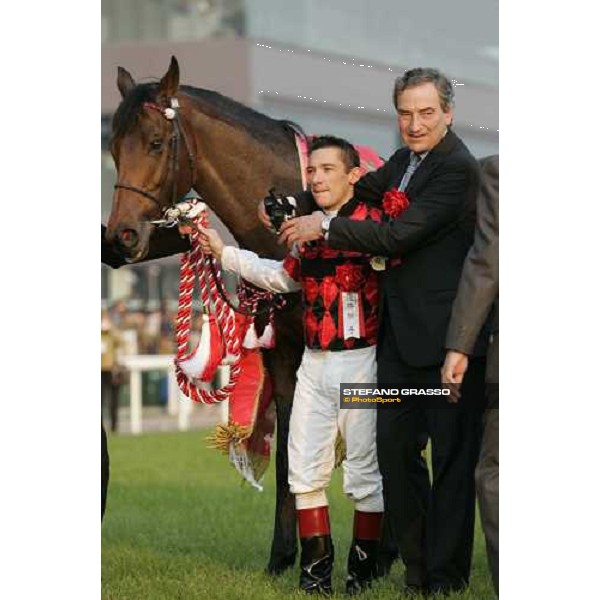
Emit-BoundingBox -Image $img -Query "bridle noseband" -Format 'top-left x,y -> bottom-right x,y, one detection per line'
113,97 -> 197,216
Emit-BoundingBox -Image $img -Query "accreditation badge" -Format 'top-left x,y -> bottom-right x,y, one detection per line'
342,292 -> 360,339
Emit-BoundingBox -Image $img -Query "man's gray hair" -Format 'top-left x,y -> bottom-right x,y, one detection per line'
393,68 -> 455,112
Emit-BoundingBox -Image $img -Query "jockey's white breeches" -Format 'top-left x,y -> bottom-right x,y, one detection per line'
288,345 -> 383,512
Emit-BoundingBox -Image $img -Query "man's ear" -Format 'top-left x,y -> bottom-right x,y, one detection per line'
349,167 -> 362,185
444,107 -> 454,127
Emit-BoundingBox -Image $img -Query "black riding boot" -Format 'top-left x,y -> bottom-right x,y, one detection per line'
345,510 -> 383,595
299,534 -> 335,595
297,506 -> 334,595
346,539 -> 380,594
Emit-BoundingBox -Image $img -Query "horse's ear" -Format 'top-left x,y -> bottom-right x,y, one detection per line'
117,66 -> 136,98
158,56 -> 180,100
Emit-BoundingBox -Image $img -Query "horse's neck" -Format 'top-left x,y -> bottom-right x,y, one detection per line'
185,101 -> 300,259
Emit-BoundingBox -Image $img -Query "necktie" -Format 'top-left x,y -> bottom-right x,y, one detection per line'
370,153 -> 422,272
398,152 -> 421,192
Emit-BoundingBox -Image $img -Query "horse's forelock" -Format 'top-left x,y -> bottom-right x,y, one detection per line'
112,83 -> 160,141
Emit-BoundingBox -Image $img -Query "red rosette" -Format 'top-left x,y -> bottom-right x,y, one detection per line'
335,263 -> 365,292
382,189 -> 410,218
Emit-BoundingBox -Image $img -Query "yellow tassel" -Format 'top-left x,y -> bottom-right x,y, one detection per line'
206,422 -> 253,454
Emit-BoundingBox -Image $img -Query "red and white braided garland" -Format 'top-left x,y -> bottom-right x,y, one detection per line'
174,211 -> 241,404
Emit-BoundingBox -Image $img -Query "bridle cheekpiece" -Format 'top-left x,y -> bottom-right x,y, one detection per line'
113,96 -> 197,219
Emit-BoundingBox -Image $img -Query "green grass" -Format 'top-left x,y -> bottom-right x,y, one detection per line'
102,430 -> 495,599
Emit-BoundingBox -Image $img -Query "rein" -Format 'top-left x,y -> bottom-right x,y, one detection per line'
113,97 -> 197,214
153,198 -> 284,319
174,207 -> 241,404
180,215 -> 284,318
209,258 -> 283,318
173,201 -> 278,404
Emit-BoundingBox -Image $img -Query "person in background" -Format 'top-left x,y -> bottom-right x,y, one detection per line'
101,310 -> 123,433
442,155 -> 499,595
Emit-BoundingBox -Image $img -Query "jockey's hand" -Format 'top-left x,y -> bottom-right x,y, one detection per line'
279,212 -> 324,248
197,227 -> 224,260
257,198 -> 276,232
441,350 -> 469,403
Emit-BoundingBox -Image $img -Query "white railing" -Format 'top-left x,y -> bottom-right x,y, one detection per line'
119,354 -> 228,434
120,354 -> 190,435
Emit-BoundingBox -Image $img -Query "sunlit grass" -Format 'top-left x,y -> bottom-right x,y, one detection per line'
102,430 -> 494,599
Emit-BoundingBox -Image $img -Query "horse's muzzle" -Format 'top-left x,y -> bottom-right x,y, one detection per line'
113,223 -> 152,263
118,227 -> 139,249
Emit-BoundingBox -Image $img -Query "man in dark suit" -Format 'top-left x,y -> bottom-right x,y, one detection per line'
442,155 -> 499,595
278,68 -> 488,594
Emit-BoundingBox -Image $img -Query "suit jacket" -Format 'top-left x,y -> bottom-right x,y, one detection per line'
295,130 -> 486,367
445,155 -> 499,383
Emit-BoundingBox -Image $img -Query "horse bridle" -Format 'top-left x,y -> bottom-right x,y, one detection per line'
113,96 -> 285,319
113,97 -> 197,216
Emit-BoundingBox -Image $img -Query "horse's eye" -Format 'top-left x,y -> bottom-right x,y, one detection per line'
150,139 -> 163,152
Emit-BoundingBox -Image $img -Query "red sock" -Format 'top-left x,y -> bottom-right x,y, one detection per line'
297,506 -> 331,538
353,510 -> 383,540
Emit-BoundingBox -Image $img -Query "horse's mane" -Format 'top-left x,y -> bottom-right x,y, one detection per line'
112,82 -> 305,155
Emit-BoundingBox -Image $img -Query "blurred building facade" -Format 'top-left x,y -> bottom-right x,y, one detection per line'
101,0 -> 498,306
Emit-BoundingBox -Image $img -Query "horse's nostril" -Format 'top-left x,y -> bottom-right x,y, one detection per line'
119,228 -> 138,248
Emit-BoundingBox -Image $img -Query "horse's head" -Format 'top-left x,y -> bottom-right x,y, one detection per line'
106,56 -> 194,262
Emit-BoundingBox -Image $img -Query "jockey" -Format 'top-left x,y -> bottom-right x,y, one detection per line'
196,136 -> 384,595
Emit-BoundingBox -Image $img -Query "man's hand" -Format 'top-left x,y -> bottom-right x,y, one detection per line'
197,228 -> 225,260
177,222 -> 224,259
279,212 -> 325,248
257,198 -> 275,231
441,350 -> 469,403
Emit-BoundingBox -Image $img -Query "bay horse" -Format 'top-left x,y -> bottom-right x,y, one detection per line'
106,56 -> 305,574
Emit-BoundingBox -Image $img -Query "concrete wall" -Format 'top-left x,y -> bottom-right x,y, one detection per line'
245,0 -> 498,88
102,38 -> 252,113
248,42 -> 498,158
102,37 -> 498,158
